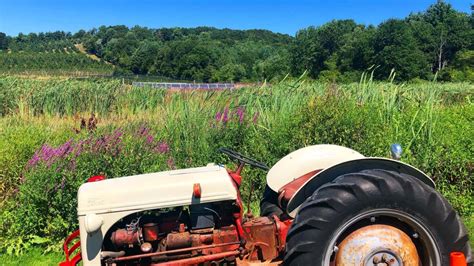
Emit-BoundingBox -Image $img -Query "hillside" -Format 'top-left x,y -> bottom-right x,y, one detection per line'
0,51 -> 114,76
0,1 -> 472,82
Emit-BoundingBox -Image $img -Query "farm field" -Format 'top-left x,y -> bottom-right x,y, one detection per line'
0,51 -> 114,77
0,75 -> 472,264
0,0 -> 472,264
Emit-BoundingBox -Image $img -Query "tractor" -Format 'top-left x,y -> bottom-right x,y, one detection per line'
60,144 -> 472,265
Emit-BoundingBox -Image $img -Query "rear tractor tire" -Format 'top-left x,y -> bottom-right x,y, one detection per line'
284,169 -> 472,266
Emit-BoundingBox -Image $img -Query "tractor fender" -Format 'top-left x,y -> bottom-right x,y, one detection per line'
267,145 -> 365,192
286,157 -> 435,217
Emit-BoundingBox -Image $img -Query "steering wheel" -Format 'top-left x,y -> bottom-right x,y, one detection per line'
218,148 -> 269,171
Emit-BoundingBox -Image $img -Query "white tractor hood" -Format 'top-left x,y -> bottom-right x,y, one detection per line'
77,164 -> 237,216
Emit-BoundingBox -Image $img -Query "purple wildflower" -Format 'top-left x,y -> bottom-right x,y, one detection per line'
137,125 -> 150,137
57,139 -> 73,157
27,151 -> 41,168
107,129 -> 123,151
155,141 -> 170,154
167,157 -> 176,169
74,140 -> 84,157
215,111 -> 222,122
146,135 -> 154,144
112,129 -> 123,140
41,144 -> 55,162
235,106 -> 245,124
222,107 -> 229,123
92,138 -> 105,153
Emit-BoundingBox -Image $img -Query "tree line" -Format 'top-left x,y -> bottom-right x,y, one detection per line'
0,1 -> 472,82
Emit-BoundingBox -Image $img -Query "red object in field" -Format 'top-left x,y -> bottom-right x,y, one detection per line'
450,252 -> 467,266
59,230 -> 81,266
87,175 -> 106,182
193,183 -> 201,198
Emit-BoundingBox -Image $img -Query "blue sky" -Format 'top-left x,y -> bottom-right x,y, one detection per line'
0,0 -> 471,36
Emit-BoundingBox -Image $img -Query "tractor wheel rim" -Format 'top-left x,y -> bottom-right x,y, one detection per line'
322,208 -> 441,266
335,224 -> 418,266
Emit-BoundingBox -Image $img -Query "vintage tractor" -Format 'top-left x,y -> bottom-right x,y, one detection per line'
60,144 -> 472,266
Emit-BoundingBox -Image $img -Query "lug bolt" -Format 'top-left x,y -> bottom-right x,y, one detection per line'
140,242 -> 152,253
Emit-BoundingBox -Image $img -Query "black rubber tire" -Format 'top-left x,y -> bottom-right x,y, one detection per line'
284,169 -> 472,266
260,185 -> 284,217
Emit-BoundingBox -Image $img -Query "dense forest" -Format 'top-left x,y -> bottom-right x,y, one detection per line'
0,1 -> 472,82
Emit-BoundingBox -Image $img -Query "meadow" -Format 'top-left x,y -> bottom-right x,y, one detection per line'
0,75 -> 472,263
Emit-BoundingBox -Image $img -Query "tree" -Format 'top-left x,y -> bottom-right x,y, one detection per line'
408,1 -> 472,73
212,63 -> 246,82
373,19 -> 429,80
130,41 -> 160,74
73,30 -> 86,39
1,1 -> 471,83
0,32 -> 8,50
290,20 -> 358,78
338,25 -> 376,75
254,50 -> 290,81
444,49 -> 474,81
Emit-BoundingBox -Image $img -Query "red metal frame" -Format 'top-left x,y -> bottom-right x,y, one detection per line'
60,175 -> 104,266
59,229 -> 81,266
87,175 -> 106,182
152,250 -> 240,265
227,168 -> 245,238
111,242 -> 241,262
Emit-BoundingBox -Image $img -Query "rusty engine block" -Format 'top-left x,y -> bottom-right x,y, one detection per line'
102,201 -> 286,264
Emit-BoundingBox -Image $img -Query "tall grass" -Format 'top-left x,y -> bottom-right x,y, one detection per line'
0,76 -> 472,254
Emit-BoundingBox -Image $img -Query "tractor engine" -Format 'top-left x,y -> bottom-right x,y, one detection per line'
101,201 -> 285,264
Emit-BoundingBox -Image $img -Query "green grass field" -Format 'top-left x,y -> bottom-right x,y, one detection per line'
0,76 -> 472,263
0,248 -> 63,265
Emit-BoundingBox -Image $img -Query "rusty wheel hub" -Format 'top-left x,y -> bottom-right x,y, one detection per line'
335,224 -> 419,266
365,250 -> 402,266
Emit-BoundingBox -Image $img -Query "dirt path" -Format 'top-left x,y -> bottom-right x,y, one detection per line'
74,43 -> 113,65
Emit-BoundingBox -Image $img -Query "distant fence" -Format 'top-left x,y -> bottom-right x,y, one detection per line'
132,82 -> 235,90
